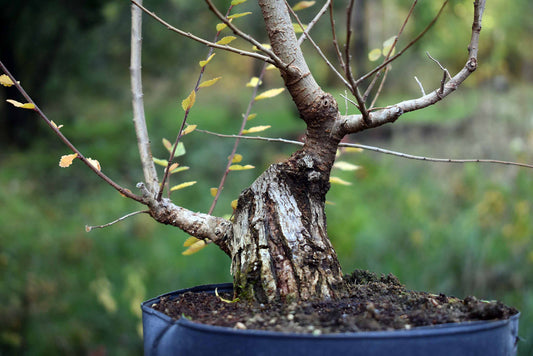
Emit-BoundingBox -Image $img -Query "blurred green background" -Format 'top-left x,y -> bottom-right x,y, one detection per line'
1,0 -> 532,354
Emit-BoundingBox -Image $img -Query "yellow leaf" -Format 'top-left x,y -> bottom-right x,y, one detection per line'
293,1 -> 315,11
153,157 -> 169,167
216,36 -> 237,45
170,181 -> 197,191
227,12 -> 252,19
182,124 -> 197,135
344,146 -> 364,153
368,48 -> 382,62
6,99 -> 35,109
216,23 -> 227,32
255,88 -> 284,100
231,0 -> 247,5
252,43 -> 271,51
171,166 -> 189,174
59,153 -> 78,168
183,236 -> 200,247
325,200 -> 336,205
215,288 -> 240,303
162,138 -> 173,152
242,125 -> 271,134
210,187 -> 218,197
182,240 -> 207,255
228,164 -> 255,171
333,161 -> 361,171
0,74 -> 16,87
199,53 -> 216,67
246,77 -> 262,87
231,199 -> 238,210
87,158 -> 101,171
382,36 -> 397,55
181,90 -> 196,111
168,163 -> 179,172
329,176 -> 352,186
246,113 -> 257,121
231,153 -> 243,163
266,64 -> 276,70
292,23 -> 308,33
51,120 -> 63,130
198,77 -> 222,88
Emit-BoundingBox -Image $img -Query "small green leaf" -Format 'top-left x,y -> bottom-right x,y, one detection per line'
181,90 -> 196,111
242,125 -> 271,134
153,158 -> 169,167
231,0 -> 248,5
255,88 -> 284,100
330,176 -> 352,186
170,181 -> 197,191
368,48 -> 382,62
199,53 -> 215,67
293,1 -> 315,11
216,36 -> 237,45
199,77 -> 222,88
227,12 -> 252,19
216,23 -> 227,32
228,164 -> 255,171
292,23 -> 308,33
170,166 -> 189,174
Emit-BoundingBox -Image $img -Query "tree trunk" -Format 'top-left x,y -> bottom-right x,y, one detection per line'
231,140 -> 345,302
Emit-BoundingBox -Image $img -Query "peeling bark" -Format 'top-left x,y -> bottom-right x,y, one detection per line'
231,157 -> 344,302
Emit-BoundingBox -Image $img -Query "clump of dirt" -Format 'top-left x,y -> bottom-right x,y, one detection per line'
152,270 -> 518,334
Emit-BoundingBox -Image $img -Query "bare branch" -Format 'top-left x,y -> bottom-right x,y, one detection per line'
363,0 -> 418,103
328,2 -> 346,73
130,0 -> 275,65
296,0 -> 331,47
86,210 -> 150,232
208,64 -> 268,215
356,1 -> 448,86
138,183 -> 232,254
204,0 -> 287,69
337,0 -> 483,136
0,61 -> 144,203
131,0 -> 159,195
285,0 -> 351,89
414,76 -> 426,95
196,130 -> 533,170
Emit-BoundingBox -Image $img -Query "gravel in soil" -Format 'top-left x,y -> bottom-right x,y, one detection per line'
152,270 -> 518,334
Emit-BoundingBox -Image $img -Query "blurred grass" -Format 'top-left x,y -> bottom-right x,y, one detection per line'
1,79 -> 533,355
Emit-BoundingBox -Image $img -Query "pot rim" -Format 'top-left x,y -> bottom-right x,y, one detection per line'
141,283 -> 520,339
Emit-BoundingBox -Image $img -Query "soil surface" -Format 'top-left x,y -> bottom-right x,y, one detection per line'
152,270 -> 518,334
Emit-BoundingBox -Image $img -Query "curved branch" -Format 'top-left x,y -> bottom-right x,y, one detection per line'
138,183 -> 232,254
336,0 -> 485,136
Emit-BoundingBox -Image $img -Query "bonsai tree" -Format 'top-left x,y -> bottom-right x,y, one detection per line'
3,0 -> 520,304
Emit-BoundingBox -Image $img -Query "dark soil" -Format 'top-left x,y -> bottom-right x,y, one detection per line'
152,270 -> 518,334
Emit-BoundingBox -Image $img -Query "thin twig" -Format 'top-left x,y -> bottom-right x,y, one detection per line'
296,0 -> 331,46
426,51 -> 452,80
284,0 -> 351,89
204,0 -> 286,69
0,61 -> 144,203
363,0 -> 418,103
208,64 -> 268,214
414,76 -> 426,95
196,129 -> 533,169
157,4 -> 236,201
130,0 -> 274,65
356,0 -> 448,86
86,210 -> 150,231
329,2 -> 346,73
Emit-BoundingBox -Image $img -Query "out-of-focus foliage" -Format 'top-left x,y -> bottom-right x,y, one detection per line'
2,0 -> 533,355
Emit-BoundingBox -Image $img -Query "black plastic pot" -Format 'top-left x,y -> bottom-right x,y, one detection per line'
141,283 -> 519,356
